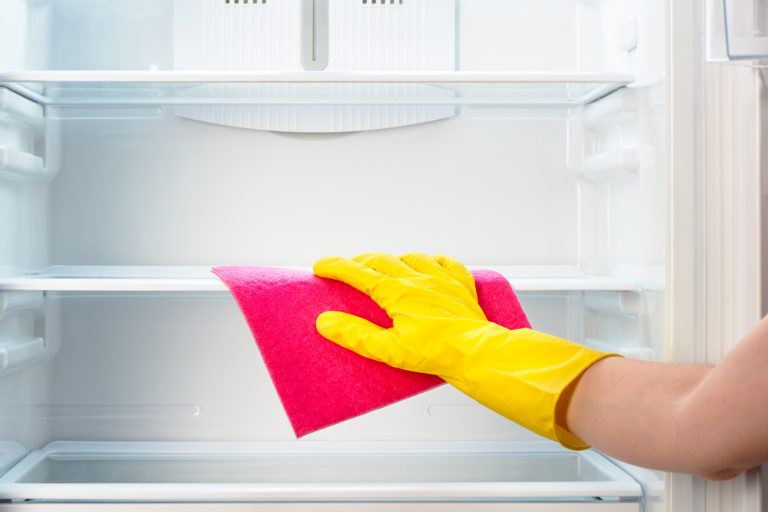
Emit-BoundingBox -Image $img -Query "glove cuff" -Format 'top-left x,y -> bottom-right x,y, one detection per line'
445,326 -> 620,450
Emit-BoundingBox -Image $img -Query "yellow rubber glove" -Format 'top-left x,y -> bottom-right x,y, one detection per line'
314,253 -> 619,450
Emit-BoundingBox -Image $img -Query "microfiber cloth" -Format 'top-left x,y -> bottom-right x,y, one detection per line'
213,266 -> 531,437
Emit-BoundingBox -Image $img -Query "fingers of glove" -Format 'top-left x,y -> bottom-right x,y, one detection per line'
353,253 -> 419,279
400,253 -> 460,282
432,254 -> 478,301
399,253 -> 481,310
316,311 -> 399,366
314,256 -> 385,297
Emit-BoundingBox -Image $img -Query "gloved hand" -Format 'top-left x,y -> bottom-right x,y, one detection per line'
314,252 -> 618,450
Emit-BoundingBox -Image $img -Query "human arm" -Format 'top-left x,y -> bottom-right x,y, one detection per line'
314,252 -> 768,479
566,316 -> 768,480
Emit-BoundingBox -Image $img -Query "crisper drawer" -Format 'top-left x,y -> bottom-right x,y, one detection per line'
0,442 -> 642,511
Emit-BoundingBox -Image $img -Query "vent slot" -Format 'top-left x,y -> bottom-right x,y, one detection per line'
224,0 -> 267,4
362,0 -> 404,4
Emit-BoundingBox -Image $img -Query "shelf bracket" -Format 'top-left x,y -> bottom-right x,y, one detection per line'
0,292 -> 44,316
0,146 -> 49,182
0,338 -> 45,375
0,87 -> 44,131
576,146 -> 650,183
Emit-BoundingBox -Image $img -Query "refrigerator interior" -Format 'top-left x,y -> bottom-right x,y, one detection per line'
0,0 -> 667,508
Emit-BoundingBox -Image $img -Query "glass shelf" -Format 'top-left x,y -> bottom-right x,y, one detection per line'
0,265 -> 647,293
0,441 -> 641,502
0,71 -> 633,107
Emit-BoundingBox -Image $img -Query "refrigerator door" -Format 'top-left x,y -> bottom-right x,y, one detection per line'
674,0 -> 767,505
671,0 -> 766,510
698,62 -> 765,512
708,0 -> 768,63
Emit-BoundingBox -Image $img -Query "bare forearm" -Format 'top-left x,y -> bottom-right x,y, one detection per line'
565,358 -> 715,473
565,316 -> 768,479
675,317 -> 768,476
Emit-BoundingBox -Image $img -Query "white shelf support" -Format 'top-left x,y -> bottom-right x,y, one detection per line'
0,337 -> 45,375
0,146 -> 48,182
576,146 -> 651,183
583,88 -> 642,127
0,292 -> 44,316
0,87 -> 44,132
584,291 -> 655,316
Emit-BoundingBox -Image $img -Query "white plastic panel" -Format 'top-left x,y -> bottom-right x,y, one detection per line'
0,0 -> 50,73
49,0 -> 174,71
3,0 -> 619,73
0,0 -> 664,83
172,85 -> 458,132
327,1 -> 454,72
172,0 -> 456,132
174,0 -> 302,72
174,0 -> 455,72
48,112 -> 582,267
0,88 -> 49,182
0,83 -> 51,480
0,87 -> 48,276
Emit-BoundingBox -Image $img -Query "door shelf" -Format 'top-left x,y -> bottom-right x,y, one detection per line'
707,0 -> 768,63
0,71 -> 633,107
0,441 -> 641,502
0,266 -> 648,293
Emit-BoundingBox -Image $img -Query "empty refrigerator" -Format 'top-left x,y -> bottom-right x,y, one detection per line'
0,0 -> 763,510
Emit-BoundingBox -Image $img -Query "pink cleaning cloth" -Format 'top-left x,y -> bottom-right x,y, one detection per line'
213,266 -> 531,437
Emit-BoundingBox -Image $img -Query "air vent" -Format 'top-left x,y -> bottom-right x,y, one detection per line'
174,0 -> 456,132
224,0 -> 267,4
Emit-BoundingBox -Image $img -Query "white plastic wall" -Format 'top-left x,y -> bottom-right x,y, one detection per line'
49,111 -> 578,266
12,0 -> 642,73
